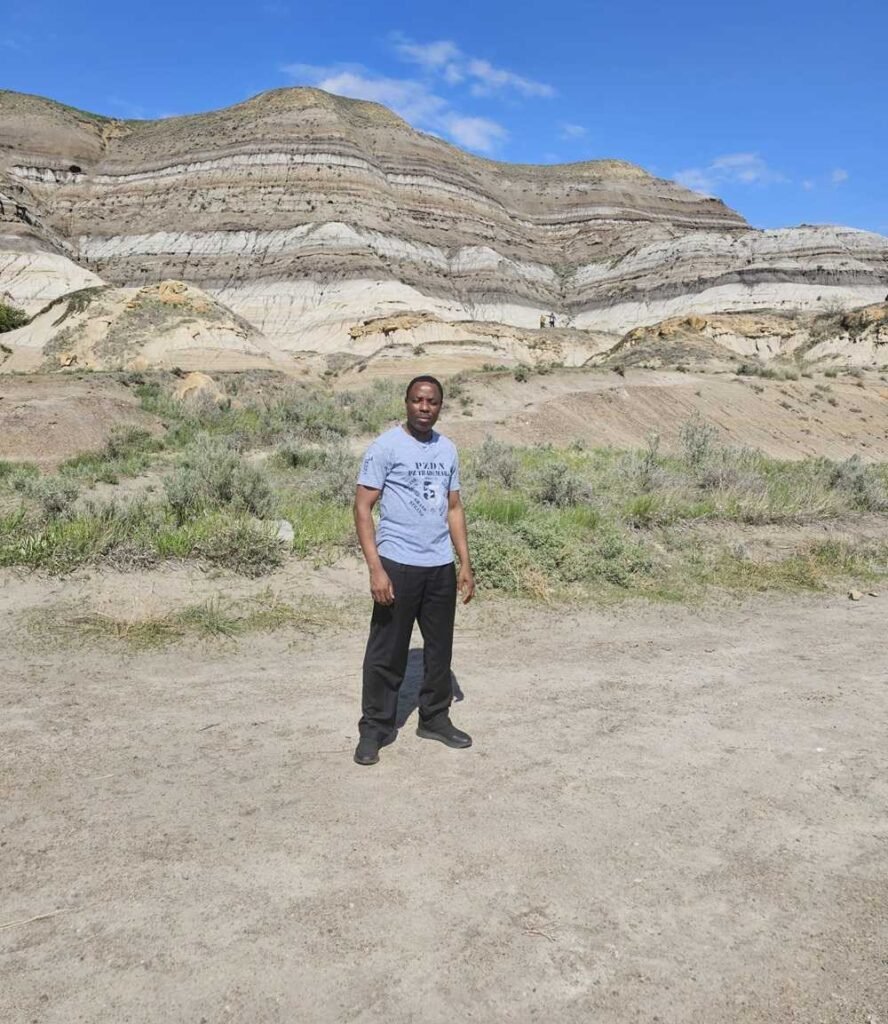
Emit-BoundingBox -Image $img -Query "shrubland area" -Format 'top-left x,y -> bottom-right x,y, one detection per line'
2,369 -> 887,621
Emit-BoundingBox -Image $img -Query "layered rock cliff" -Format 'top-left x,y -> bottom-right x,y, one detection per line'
2,87 -> 887,352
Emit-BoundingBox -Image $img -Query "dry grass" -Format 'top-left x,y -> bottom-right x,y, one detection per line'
25,592 -> 352,649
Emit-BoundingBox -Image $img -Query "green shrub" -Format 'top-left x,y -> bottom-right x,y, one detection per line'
18,475 -> 81,523
312,446 -> 359,507
60,426 -> 163,483
533,461 -> 589,507
0,301 -> 28,333
579,529 -> 655,586
0,460 -> 39,482
194,519 -> 283,576
465,519 -> 537,593
274,439 -> 328,470
679,415 -> 720,469
165,435 -> 273,522
828,456 -> 888,512
473,436 -> 519,489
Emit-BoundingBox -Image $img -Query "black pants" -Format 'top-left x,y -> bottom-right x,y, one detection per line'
359,557 -> 457,741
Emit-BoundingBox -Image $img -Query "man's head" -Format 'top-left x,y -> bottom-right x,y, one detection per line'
404,375 -> 444,435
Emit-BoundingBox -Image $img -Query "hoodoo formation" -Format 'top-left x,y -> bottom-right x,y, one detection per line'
2,86 -> 887,354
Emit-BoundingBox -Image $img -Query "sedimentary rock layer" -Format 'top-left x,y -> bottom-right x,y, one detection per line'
1,87 -> 886,350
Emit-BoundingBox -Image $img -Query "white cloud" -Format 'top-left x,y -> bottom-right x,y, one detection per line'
559,123 -> 586,140
674,152 -> 789,194
393,38 -> 461,71
831,168 -> 849,185
392,34 -> 555,99
283,35 -> 554,156
285,66 -> 448,125
442,114 -> 509,152
465,58 -> 555,98
802,179 -> 816,191
673,168 -> 718,194
282,63 -> 508,153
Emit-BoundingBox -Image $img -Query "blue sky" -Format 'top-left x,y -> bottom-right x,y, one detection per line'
2,0 -> 885,233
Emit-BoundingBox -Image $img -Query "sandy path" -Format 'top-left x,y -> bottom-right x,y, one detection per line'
1,584 -> 886,1023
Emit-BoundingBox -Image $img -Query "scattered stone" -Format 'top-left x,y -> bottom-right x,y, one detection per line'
173,371 -> 227,407
274,520 -> 295,545
848,590 -> 863,601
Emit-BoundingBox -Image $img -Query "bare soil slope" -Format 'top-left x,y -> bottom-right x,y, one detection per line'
441,368 -> 888,461
0,374 -> 164,466
1,567 -> 885,1024
3,365 -> 888,467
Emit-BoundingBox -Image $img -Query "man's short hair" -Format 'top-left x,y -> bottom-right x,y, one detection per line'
405,375 -> 444,401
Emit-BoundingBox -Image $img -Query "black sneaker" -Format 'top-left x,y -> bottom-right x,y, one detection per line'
353,737 -> 380,766
353,731 -> 396,766
416,720 -> 472,749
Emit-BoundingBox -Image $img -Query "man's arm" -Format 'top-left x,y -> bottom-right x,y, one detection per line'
354,485 -> 395,605
448,490 -> 475,604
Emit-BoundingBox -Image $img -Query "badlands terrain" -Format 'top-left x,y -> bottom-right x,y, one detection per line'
1,86 -> 887,1024
2,86 -> 888,366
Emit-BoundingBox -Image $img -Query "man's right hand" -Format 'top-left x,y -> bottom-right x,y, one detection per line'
370,566 -> 395,606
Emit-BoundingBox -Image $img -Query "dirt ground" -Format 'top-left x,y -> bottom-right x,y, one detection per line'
2,565 -> 886,1024
0,375 -> 161,467
3,367 -> 888,468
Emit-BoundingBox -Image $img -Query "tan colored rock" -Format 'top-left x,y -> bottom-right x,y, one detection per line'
173,371 -> 225,405
0,281 -> 290,372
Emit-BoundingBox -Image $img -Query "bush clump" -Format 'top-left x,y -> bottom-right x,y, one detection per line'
165,435 -> 273,522
533,461 -> 590,507
16,475 -> 81,523
473,436 -> 519,489
0,301 -> 28,333
828,456 -> 888,512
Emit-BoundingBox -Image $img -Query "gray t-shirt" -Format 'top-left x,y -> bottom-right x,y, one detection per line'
357,425 -> 460,567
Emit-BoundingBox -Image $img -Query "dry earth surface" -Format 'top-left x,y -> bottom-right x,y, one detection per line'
1,562 -> 886,1024
3,366 -> 888,468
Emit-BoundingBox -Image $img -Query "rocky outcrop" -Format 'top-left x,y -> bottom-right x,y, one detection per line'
1,87 -> 886,353
0,249 -> 104,315
2,279 -> 288,372
338,311 -> 618,374
606,303 -> 888,368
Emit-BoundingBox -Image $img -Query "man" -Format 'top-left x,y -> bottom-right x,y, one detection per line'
353,375 -> 475,767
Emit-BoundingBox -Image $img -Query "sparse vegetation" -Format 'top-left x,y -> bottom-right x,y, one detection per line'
736,362 -> 800,381
59,426 -> 163,484
2,374 -> 887,598
27,593 -> 348,649
164,435 -> 273,522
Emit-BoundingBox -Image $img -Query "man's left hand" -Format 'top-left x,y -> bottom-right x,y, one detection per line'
458,566 -> 475,604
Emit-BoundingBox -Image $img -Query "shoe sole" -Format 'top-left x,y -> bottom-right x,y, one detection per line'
415,727 -> 472,749
354,751 -> 379,766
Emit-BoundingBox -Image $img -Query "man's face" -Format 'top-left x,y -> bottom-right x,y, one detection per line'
405,382 -> 442,432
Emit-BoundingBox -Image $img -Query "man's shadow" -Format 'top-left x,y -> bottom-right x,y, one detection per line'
396,647 -> 465,728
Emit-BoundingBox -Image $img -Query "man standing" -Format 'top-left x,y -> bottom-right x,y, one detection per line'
353,375 -> 475,767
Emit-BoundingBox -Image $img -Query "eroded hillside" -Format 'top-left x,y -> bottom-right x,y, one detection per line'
2,88 -> 886,351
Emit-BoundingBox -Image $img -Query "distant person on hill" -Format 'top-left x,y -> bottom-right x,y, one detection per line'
352,374 -> 475,767
549,312 -> 557,328
540,313 -> 547,329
